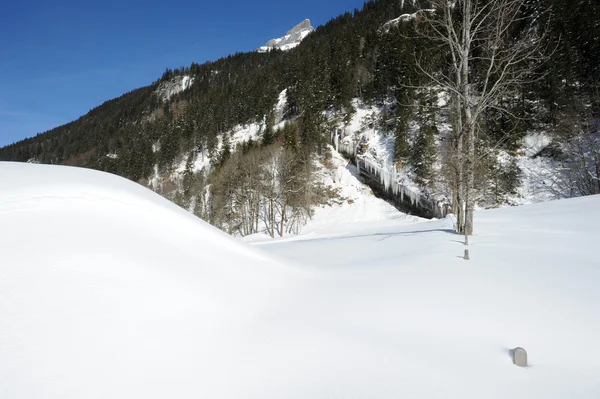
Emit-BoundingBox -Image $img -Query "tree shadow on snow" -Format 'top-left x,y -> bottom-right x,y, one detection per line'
301,228 -> 456,244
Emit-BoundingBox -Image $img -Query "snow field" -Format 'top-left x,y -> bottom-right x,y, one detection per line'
3,116 -> 599,398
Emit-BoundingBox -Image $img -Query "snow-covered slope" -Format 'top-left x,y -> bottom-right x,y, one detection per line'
243,145 -> 423,243
2,161 -> 600,398
258,19 -> 314,52
257,195 -> 600,398
0,162 -> 295,398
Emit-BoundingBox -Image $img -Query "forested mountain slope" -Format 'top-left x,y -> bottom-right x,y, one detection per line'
1,0 -> 598,237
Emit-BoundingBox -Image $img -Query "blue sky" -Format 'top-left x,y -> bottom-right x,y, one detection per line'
0,0 -> 367,147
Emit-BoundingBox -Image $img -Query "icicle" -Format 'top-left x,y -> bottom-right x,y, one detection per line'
384,167 -> 392,193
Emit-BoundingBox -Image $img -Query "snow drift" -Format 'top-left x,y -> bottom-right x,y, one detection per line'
1,161 -> 600,398
0,162 -> 295,398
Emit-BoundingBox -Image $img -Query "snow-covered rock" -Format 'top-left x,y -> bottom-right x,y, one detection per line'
154,75 -> 194,102
258,19 -> 314,52
381,9 -> 435,33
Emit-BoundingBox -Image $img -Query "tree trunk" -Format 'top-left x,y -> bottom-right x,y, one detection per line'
464,120 -> 475,237
454,140 -> 465,234
453,94 -> 465,234
461,4 -> 474,238
269,197 -> 275,238
279,204 -> 286,238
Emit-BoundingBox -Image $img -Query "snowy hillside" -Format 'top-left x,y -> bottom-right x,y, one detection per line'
244,145 -> 424,242
258,19 -> 314,52
335,100 -> 571,207
2,161 -> 599,398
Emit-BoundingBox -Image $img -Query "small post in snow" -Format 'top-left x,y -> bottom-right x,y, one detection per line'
464,249 -> 470,260
512,347 -> 528,367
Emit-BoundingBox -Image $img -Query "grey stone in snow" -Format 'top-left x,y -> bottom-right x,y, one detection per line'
512,347 -> 528,367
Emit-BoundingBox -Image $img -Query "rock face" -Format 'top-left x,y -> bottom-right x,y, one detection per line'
258,19 -> 314,52
154,75 -> 194,103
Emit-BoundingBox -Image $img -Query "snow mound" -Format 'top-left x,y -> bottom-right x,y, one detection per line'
0,162 -> 293,399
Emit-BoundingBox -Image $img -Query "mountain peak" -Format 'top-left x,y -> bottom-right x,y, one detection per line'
258,19 -> 314,53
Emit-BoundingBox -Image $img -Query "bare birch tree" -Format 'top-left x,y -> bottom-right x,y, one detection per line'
413,0 -> 548,241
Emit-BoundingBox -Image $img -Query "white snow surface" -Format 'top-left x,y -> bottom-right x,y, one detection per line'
0,162 -> 296,399
256,195 -> 600,398
2,161 -> 600,398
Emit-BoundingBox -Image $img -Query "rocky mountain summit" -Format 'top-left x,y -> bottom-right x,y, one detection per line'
258,19 -> 314,52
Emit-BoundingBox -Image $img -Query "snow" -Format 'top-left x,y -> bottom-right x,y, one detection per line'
273,89 -> 288,123
171,122 -> 264,178
339,101 -> 407,173
2,161 -> 600,398
256,194 -> 600,398
336,101 -> 440,209
0,162 -> 294,398
230,122 -> 262,147
180,75 -> 193,92
305,148 -> 423,235
509,133 -> 569,204
523,133 -> 553,156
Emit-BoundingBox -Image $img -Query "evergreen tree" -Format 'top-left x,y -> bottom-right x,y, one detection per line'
262,114 -> 276,146
410,123 -> 437,187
